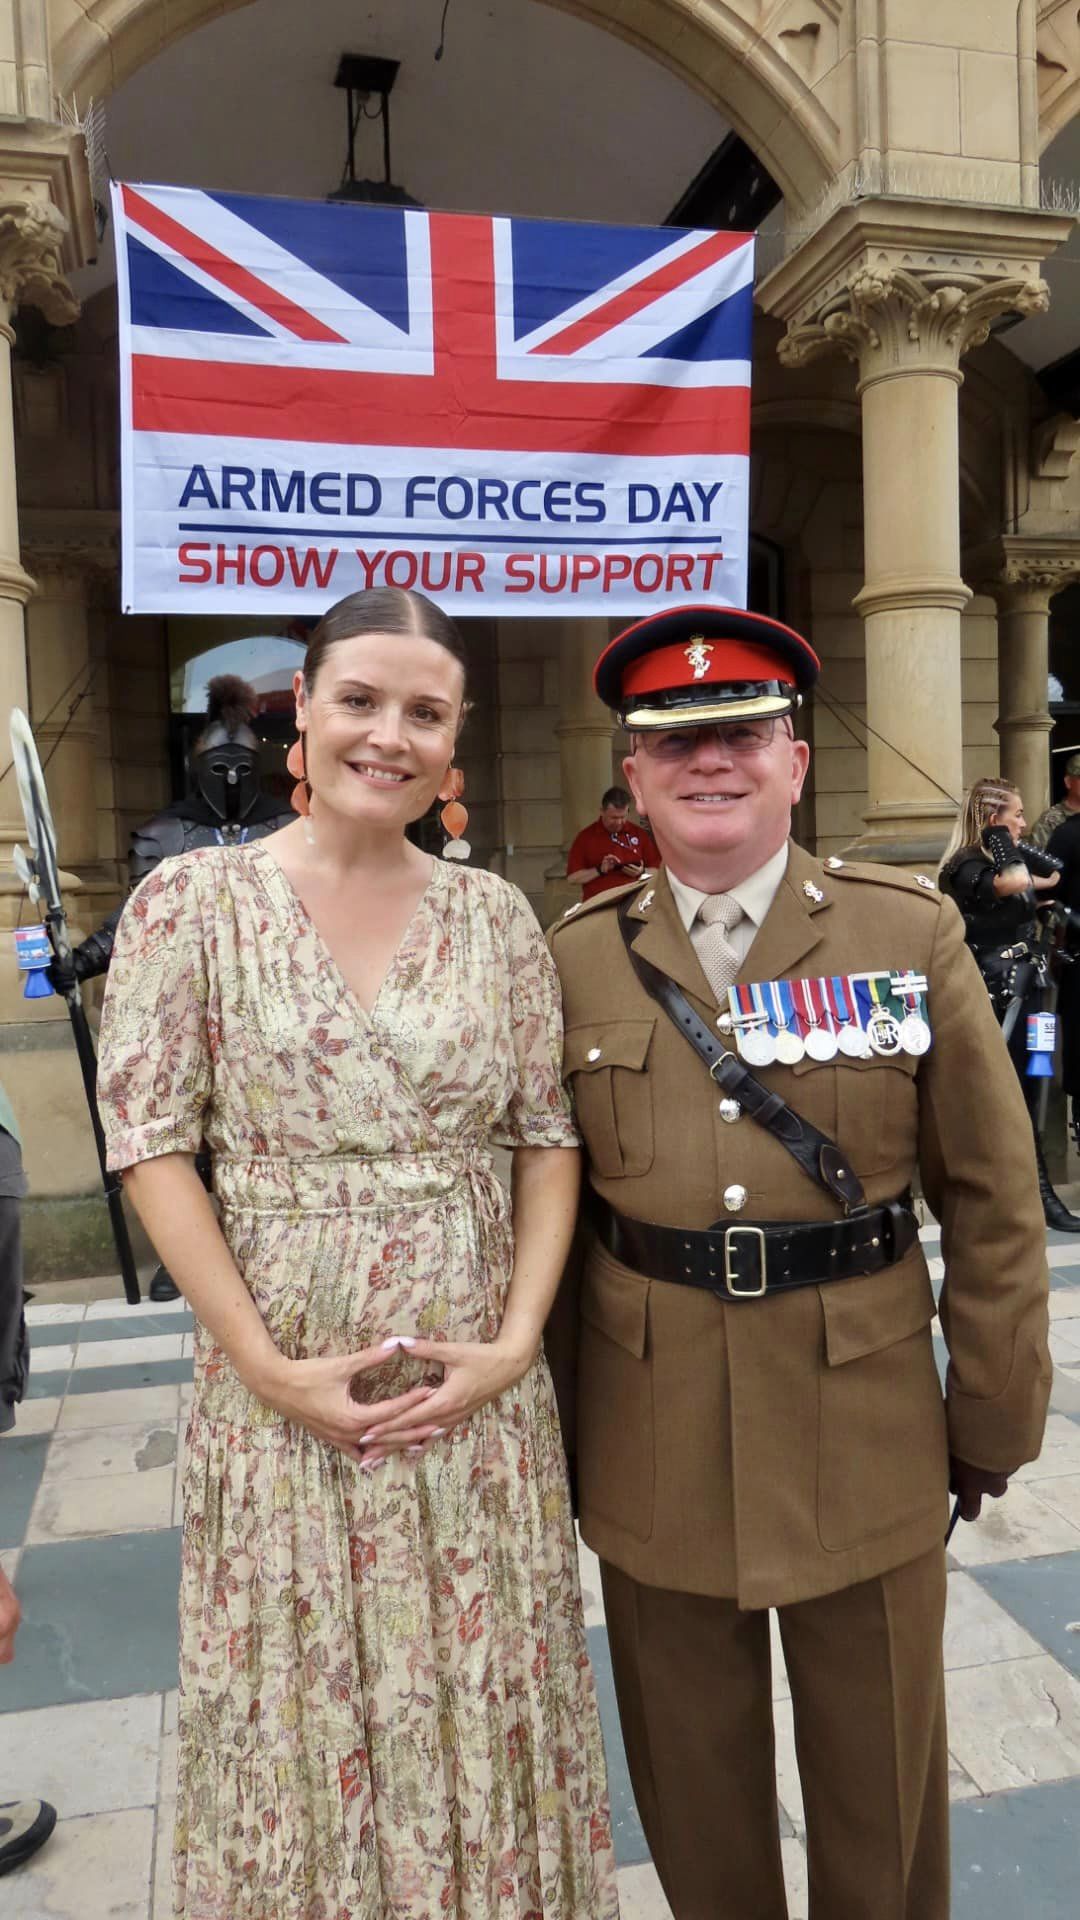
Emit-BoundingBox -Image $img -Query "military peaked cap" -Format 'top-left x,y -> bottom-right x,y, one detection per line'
594,604 -> 820,730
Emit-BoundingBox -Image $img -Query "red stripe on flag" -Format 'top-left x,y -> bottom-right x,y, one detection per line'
121,185 -> 347,346
130,355 -> 750,456
536,230 -> 748,357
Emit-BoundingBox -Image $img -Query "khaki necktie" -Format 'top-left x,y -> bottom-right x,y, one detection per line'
695,892 -> 744,1002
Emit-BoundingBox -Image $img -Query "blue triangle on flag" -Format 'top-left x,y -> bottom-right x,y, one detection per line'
509,218 -> 677,340
643,280 -> 754,362
211,192 -> 411,333
126,234 -> 272,336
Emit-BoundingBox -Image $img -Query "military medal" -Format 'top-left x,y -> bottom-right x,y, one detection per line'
859,975 -> 903,1057
733,983 -> 776,1066
770,980 -> 805,1064
829,975 -> 870,1057
892,971 -> 932,1056
801,978 -> 838,1061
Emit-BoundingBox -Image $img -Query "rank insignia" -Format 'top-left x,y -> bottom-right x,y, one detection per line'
915,875 -> 936,891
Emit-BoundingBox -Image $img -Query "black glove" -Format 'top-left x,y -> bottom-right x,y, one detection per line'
981,824 -> 1025,874
45,950 -> 78,995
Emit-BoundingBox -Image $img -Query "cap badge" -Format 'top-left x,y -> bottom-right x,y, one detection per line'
685,640 -> 714,680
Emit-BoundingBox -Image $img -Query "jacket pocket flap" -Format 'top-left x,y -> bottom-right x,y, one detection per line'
565,1019 -> 655,1076
822,1252 -> 936,1365
582,1246 -> 650,1357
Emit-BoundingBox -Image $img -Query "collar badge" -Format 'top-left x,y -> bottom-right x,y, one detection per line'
803,880 -> 824,902
638,889 -> 655,912
685,640 -> 713,680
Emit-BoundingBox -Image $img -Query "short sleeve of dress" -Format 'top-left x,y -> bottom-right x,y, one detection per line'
491,882 -> 580,1151
97,857 -> 212,1171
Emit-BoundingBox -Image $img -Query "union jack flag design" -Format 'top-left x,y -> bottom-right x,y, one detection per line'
113,182 -> 754,614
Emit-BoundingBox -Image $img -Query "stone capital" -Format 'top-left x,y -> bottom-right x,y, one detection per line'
759,198 -> 1072,386
969,535 -> 1080,605
0,200 -> 79,333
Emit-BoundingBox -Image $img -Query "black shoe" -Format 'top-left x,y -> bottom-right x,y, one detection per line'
148,1265 -> 181,1303
1034,1134 -> 1080,1232
0,1799 -> 57,1876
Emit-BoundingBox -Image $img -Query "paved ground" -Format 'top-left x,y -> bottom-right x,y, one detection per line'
3,1221 -> 1080,1918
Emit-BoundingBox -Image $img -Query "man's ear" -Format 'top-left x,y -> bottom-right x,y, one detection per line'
790,737 -> 810,805
622,750 -> 646,816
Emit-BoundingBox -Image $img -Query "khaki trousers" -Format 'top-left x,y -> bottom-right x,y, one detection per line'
600,1547 -> 949,1920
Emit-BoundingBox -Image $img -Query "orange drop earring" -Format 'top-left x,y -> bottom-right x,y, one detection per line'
438,766 -> 470,861
286,735 -> 310,817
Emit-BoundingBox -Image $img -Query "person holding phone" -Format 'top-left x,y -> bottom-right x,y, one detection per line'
96,588 -> 617,1920
566,786 -> 659,900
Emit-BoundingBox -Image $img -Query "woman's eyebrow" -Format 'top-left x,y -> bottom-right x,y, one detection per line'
332,678 -> 452,708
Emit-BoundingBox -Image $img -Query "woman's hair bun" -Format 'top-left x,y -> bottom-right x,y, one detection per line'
205,674 -> 257,733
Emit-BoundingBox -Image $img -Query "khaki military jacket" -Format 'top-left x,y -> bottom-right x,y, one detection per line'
547,841 -> 1051,1610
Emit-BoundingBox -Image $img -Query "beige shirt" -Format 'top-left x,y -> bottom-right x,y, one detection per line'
666,842 -> 789,973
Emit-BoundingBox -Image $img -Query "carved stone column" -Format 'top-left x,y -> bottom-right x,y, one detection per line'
976,540 -> 1080,819
22,546 -> 117,889
0,203 -> 78,883
759,199 -> 1071,865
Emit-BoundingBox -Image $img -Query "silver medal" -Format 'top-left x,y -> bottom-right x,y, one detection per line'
838,1024 -> 870,1058
868,1008 -> 903,1056
774,1029 -> 805,1065
899,1013 -> 932,1056
804,1026 -> 839,1062
739,1026 -> 777,1067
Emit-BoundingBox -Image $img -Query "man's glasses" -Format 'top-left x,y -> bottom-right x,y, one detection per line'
634,718 -> 783,762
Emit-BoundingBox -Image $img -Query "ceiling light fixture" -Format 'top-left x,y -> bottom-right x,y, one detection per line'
327,53 -> 420,209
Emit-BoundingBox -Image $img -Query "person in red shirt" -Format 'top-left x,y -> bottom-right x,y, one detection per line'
566,787 -> 660,900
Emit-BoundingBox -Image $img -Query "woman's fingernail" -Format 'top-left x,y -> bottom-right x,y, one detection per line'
357,1432 -> 373,1443
361,1457 -> 387,1471
381,1337 -> 402,1351
406,1446 -> 423,1456
397,1336 -> 417,1348
430,1428 -> 446,1438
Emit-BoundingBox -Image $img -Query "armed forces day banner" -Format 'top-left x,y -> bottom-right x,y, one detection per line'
113,183 -> 753,616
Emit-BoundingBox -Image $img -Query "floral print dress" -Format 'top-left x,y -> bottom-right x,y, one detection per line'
97,845 -> 618,1920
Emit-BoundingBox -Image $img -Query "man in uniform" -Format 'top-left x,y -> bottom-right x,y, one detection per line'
1029,749 -> 1080,849
566,785 -> 660,901
547,606 -> 1050,1920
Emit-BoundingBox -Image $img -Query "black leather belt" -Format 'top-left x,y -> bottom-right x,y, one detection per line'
593,1197 -> 919,1299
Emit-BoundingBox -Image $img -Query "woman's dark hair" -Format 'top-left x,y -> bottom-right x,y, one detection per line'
302,588 -> 468,693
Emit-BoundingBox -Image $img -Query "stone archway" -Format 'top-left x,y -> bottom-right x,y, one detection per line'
49,0 -> 840,213
1036,0 -> 1080,149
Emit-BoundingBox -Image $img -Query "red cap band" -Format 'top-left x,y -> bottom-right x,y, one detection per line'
620,637 -> 797,700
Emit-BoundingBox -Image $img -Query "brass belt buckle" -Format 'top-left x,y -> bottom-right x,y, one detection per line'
724,1225 -> 768,1297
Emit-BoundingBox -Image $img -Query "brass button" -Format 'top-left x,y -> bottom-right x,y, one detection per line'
587,1046 -> 602,1062
723,1184 -> 748,1213
718,1099 -> 741,1124
717,1013 -> 734,1035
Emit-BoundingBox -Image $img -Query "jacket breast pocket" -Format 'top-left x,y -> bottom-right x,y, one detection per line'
790,1051 -> 920,1179
816,1254 -> 947,1552
577,1245 -> 654,1541
565,1019 -> 656,1179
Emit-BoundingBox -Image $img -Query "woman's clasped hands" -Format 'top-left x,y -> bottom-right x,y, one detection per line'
256,1334 -> 534,1467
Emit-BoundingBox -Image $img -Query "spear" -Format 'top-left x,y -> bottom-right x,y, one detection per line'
9,708 -> 140,1304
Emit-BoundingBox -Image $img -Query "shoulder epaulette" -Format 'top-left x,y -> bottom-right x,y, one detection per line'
822,856 -> 940,897
548,875 -> 648,942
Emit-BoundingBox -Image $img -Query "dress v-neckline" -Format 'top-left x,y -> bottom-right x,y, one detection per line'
250,841 -> 440,1021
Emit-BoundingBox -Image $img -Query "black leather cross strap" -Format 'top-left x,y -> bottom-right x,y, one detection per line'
593,1196 -> 919,1299
617,899 -> 869,1214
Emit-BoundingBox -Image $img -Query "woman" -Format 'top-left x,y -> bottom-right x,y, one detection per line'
939,775 -> 1079,1231
97,588 -> 619,1920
